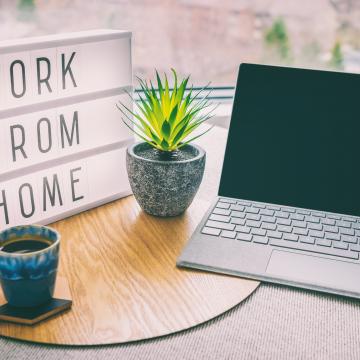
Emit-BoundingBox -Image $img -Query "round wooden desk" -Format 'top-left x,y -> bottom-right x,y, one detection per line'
0,126 -> 260,345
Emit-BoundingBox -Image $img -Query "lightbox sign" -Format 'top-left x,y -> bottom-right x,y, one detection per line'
0,29 -> 133,229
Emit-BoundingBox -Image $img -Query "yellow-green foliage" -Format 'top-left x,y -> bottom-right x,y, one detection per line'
117,69 -> 214,152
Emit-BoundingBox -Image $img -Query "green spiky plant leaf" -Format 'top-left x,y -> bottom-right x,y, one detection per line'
117,69 -> 216,152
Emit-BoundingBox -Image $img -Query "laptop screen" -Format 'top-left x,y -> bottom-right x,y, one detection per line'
219,63 -> 360,216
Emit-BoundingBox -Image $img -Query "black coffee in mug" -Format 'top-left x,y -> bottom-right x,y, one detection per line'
0,238 -> 51,254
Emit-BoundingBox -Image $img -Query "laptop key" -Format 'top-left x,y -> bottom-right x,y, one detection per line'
282,207 -> 296,213
201,227 -> 221,236
292,220 -> 307,228
262,222 -> 277,231
252,228 -> 266,236
277,218 -> 292,226
235,225 -> 251,234
336,220 -> 351,228
322,218 -> 336,226
277,225 -> 292,233
323,225 -> 338,233
340,228 -> 355,236
246,214 -> 261,221
309,230 -> 324,238
326,232 -> 341,241
237,200 -> 251,206
267,205 -> 280,211
333,241 -> 349,250
231,210 -> 246,218
269,238 -> 359,260
298,209 -> 311,215
206,220 -> 235,231
350,244 -> 360,252
305,216 -> 320,224
341,235 -> 357,244
275,211 -> 290,219
230,204 -> 245,212
253,235 -> 269,244
261,215 -> 276,224
213,208 -> 231,216
293,227 -> 308,236
246,207 -> 260,214
299,236 -> 315,244
308,223 -> 323,231
221,230 -> 237,239
217,202 -> 230,209
290,213 -> 305,221
312,211 -> 326,218
209,214 -> 231,223
342,216 -> 356,223
352,223 -> 360,230
260,209 -> 274,216
283,233 -> 299,242
267,230 -> 282,239
246,220 -> 261,228
220,198 -> 237,204
316,239 -> 332,247
237,233 -> 253,242
231,218 -> 246,226
253,203 -> 266,209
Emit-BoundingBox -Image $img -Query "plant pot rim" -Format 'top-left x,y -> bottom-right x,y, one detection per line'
127,142 -> 205,165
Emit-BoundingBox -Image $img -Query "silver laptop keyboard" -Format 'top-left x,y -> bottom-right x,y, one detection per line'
202,198 -> 360,261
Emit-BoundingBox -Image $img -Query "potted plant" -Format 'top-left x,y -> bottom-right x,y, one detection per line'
117,69 -> 215,217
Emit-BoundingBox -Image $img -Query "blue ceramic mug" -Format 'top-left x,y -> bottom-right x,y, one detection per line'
0,225 -> 60,307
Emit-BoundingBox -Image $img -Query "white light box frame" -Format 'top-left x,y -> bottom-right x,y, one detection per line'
0,30 -> 134,229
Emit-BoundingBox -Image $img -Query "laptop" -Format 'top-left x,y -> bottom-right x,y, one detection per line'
177,63 -> 360,299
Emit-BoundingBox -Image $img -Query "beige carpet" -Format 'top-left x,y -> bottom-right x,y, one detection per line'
1,283 -> 360,360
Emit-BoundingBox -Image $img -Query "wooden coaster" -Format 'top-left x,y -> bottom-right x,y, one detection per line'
0,277 -> 72,325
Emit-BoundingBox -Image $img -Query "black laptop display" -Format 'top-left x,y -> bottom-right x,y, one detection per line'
220,64 -> 360,216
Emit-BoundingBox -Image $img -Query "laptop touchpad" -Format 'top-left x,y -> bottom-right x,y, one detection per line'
266,250 -> 360,295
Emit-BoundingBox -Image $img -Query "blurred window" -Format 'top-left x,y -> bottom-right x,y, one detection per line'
0,1 -> 357,90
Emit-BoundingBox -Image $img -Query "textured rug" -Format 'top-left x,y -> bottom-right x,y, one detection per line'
1,283 -> 360,360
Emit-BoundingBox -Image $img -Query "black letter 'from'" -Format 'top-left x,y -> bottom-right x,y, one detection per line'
60,111 -> 80,148
70,167 -> 84,202
10,60 -> 26,98
10,125 -> 27,162
19,183 -> 35,218
43,174 -> 63,211
0,190 -> 9,225
61,52 -> 77,89
36,57 -> 52,95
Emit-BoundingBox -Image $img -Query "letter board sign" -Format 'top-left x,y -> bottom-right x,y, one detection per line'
0,29 -> 133,229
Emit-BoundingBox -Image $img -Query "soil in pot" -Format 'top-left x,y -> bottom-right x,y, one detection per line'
135,146 -> 196,162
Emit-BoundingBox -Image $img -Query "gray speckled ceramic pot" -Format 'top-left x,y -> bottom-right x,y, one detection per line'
127,142 -> 206,217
